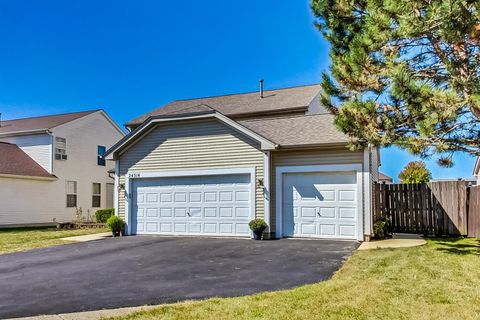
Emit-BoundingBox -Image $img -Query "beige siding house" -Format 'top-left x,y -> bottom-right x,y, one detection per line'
107,85 -> 380,241
0,110 -> 125,226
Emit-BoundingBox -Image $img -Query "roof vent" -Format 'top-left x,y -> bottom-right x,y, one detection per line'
259,79 -> 264,98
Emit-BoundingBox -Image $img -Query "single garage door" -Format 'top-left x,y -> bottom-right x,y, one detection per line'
282,172 -> 358,239
132,174 -> 252,236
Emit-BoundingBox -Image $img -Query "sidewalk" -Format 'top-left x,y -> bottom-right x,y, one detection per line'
6,305 -> 158,320
358,233 -> 426,250
60,232 -> 112,242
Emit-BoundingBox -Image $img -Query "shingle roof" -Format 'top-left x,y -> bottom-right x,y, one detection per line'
379,172 -> 393,181
238,114 -> 350,147
0,110 -> 99,135
126,84 -> 321,127
0,142 -> 55,178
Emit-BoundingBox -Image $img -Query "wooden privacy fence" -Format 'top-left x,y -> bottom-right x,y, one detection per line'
468,186 -> 480,237
374,181 -> 478,236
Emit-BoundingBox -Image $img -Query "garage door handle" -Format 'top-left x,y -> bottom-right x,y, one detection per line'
186,212 -> 191,217
316,212 -> 321,217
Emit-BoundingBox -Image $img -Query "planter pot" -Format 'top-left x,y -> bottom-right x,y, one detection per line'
253,231 -> 264,240
112,230 -> 121,237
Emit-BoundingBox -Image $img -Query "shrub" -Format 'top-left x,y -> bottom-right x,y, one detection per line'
106,216 -> 125,236
95,208 -> 115,223
249,219 -> 268,239
398,161 -> 432,184
373,218 -> 390,239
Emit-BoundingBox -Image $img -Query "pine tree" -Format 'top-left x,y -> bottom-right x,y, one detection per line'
311,0 -> 480,166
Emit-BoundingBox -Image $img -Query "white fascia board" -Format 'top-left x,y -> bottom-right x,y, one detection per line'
0,129 -> 49,138
105,112 -> 277,159
0,173 -> 57,181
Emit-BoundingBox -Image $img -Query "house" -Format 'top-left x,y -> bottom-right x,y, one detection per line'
474,157 -> 480,185
0,110 -> 125,226
106,84 -> 380,241
378,172 -> 393,184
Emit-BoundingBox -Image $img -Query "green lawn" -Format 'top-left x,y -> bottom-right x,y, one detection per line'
0,226 -> 109,254
106,238 -> 480,320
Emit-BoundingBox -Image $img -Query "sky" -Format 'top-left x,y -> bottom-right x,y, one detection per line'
0,0 -> 476,181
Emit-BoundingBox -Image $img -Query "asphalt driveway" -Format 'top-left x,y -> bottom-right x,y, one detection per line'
0,236 -> 358,319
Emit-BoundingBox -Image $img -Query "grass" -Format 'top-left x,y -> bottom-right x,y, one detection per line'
106,238 -> 480,320
0,226 -> 109,254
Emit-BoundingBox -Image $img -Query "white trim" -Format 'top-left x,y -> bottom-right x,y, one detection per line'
124,167 -> 257,236
275,164 -> 364,241
263,151 -> 271,232
0,173 -> 57,181
114,160 -> 119,216
106,112 -> 277,159
47,130 -> 54,174
363,148 -> 372,237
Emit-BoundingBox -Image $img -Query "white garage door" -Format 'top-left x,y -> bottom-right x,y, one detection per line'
132,174 -> 252,236
282,172 -> 358,239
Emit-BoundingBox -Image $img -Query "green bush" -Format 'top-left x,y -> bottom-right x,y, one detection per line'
249,219 -> 268,234
106,215 -> 125,235
373,218 -> 390,239
95,208 -> 114,223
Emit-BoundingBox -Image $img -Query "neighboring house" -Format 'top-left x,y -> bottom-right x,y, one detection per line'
0,110 -> 125,226
474,157 -> 480,185
378,172 -> 393,184
106,84 -> 380,241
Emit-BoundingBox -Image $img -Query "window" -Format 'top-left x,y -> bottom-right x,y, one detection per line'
66,181 -> 77,207
92,183 -> 101,207
97,145 -> 106,166
55,137 -> 67,160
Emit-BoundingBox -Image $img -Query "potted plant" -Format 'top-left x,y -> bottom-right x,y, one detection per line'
249,218 -> 268,240
106,215 -> 126,237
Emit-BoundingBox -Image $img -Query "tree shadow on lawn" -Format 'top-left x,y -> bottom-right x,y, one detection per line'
431,238 -> 480,256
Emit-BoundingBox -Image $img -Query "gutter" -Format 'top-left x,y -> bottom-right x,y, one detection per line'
0,173 -> 58,181
0,128 -> 50,138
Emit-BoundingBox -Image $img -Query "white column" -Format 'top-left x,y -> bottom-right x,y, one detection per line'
114,160 -> 119,216
363,147 -> 372,240
263,151 -> 271,233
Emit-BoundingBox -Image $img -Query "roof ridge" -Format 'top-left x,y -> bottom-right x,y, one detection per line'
1,109 -> 101,122
172,83 -> 320,103
239,113 -> 333,122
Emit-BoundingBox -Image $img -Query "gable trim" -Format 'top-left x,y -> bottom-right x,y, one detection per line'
105,113 -> 278,159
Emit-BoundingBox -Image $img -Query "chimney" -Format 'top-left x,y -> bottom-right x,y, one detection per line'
259,79 -> 264,98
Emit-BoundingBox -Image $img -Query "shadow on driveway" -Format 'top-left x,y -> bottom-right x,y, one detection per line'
0,236 -> 358,318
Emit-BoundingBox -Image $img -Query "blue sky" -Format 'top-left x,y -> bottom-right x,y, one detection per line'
0,0 -> 476,181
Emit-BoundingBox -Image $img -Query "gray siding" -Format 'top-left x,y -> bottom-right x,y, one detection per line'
270,148 -> 364,232
117,120 -> 264,219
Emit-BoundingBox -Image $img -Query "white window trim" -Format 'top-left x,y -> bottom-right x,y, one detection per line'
124,167 -> 257,236
66,180 -> 77,208
55,137 -> 67,160
275,164 -> 364,241
92,183 -> 102,208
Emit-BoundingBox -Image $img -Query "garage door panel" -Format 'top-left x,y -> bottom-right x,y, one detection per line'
132,174 -> 251,237
283,172 -> 358,239
319,224 -> 335,236
339,207 -> 356,219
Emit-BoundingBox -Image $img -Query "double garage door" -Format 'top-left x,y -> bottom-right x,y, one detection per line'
130,170 -> 359,239
132,174 -> 252,236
